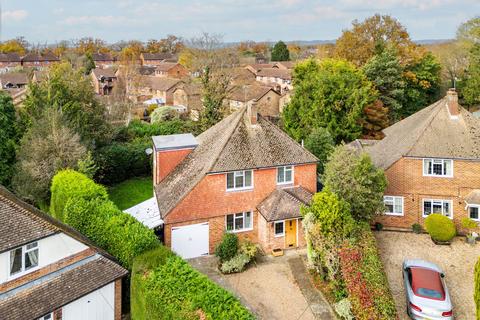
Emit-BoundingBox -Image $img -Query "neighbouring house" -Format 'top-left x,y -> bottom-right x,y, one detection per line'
256,68 -> 292,93
227,85 -> 281,118
0,53 -> 21,72
90,68 -> 117,95
140,53 -> 176,66
149,104 -> 318,259
92,52 -> 116,69
274,61 -> 295,70
21,52 -> 59,68
154,62 -> 188,78
0,72 -> 28,89
244,63 -> 276,76
0,186 -> 127,320
172,83 -> 203,119
352,89 -> 480,232
133,76 -> 182,105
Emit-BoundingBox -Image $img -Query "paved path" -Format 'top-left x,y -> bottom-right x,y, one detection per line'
189,250 -> 336,320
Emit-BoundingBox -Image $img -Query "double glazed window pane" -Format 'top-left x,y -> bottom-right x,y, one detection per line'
275,222 -> 284,235
227,171 -> 252,190
470,207 -> 479,220
10,247 -> 22,275
227,173 -> 234,189
235,213 -> 244,230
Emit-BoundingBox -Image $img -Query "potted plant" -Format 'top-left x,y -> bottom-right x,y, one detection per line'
461,217 -> 478,244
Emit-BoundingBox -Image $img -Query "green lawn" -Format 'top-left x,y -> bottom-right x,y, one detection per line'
108,176 -> 153,210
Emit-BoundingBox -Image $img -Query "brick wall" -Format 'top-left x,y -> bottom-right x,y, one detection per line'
257,216 -> 307,253
114,279 -> 122,320
164,163 -> 317,251
377,157 -> 480,232
154,148 -> 193,184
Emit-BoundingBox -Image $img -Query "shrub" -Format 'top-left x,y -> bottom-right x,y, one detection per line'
150,106 -> 177,123
50,169 -> 108,221
64,197 -> 159,268
240,240 -> 258,260
220,253 -> 251,274
425,214 -> 456,242
131,248 -> 254,320
334,298 -> 354,320
475,257 -> 480,319
412,223 -> 423,234
462,217 -> 478,232
215,233 -> 239,262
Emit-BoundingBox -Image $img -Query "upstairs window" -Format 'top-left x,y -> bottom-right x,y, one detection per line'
10,241 -> 39,276
277,166 -> 293,185
384,196 -> 404,216
423,159 -> 453,177
422,199 -> 453,218
226,170 -> 253,191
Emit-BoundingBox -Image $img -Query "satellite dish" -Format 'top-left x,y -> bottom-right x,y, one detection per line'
145,148 -> 153,155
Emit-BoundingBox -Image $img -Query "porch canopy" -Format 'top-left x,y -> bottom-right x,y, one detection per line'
465,189 -> 480,206
257,186 -> 313,222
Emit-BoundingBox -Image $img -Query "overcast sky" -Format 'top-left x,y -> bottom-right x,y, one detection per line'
2,0 -> 479,44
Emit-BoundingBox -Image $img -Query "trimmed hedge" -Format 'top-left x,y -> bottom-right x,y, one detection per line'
425,214 -> 456,242
132,247 -> 254,320
475,257 -> 480,320
338,230 -> 397,320
50,169 -> 108,221
64,197 -> 159,268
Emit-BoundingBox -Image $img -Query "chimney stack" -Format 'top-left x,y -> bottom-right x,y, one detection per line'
446,88 -> 459,118
248,100 -> 258,125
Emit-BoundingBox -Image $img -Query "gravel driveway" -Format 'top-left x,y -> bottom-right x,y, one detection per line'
375,231 -> 480,320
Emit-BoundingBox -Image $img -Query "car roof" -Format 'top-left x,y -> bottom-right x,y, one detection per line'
411,267 -> 445,300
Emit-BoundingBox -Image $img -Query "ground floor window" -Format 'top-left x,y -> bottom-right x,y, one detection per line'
469,206 -> 480,221
274,221 -> 284,237
226,211 -> 252,232
422,199 -> 453,218
384,196 -> 404,216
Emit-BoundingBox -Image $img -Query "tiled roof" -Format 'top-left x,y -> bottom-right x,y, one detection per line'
92,67 -> 117,79
92,53 -> 114,61
142,52 -> 174,61
466,190 -> 480,205
22,52 -> 59,62
257,187 -> 313,221
142,76 -> 181,91
0,53 -> 21,62
0,255 -> 127,320
228,85 -> 276,102
359,97 -> 480,169
0,73 -> 28,85
154,107 -> 318,218
256,68 -> 292,80
155,62 -> 180,72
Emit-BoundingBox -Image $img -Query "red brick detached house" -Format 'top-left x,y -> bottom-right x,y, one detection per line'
152,105 -> 318,258
0,186 -> 127,320
352,89 -> 480,232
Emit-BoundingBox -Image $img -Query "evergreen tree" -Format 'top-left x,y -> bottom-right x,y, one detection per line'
84,52 -> 96,75
0,92 -> 19,186
271,41 -> 290,61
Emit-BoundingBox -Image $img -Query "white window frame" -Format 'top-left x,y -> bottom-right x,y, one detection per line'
422,199 -> 453,219
277,165 -> 294,185
226,170 -> 253,191
225,211 -> 253,233
38,313 -> 53,320
9,241 -> 39,278
468,205 -> 480,222
274,221 -> 285,237
422,159 -> 453,177
383,196 -> 404,216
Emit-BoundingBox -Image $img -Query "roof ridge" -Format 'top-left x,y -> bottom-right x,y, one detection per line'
404,98 -> 446,157
207,107 -> 248,172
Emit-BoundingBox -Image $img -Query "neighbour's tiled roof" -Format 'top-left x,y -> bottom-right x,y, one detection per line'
142,76 -> 181,91
154,107 -> 318,218
22,52 -> 59,62
256,68 -> 292,80
359,97 -> 480,169
274,61 -> 295,69
0,73 -> 28,85
155,62 -> 180,72
465,190 -> 480,205
228,85 -> 276,102
92,67 -> 117,79
0,255 -> 127,320
0,53 -> 21,62
257,187 -> 313,221
92,52 -> 114,61
142,52 -> 174,61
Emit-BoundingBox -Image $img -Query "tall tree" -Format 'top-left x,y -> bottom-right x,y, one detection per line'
271,41 -> 290,61
84,52 -> 96,75
0,93 -> 19,187
12,108 -> 86,205
335,14 -> 421,67
359,100 -> 389,140
283,58 -> 377,144
22,62 -> 111,146
363,49 -> 405,121
0,37 -> 28,54
459,44 -> 480,106
457,16 -> 480,47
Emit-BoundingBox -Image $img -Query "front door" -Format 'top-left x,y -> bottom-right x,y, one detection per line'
285,219 -> 297,248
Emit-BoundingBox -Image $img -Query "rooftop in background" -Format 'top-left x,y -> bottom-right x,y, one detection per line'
152,133 -> 198,151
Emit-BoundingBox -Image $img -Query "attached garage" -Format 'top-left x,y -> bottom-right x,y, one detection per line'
171,222 -> 209,259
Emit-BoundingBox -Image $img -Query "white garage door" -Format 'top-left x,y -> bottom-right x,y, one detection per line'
171,222 -> 209,259
62,282 -> 114,320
